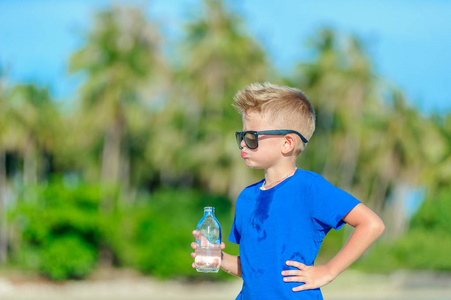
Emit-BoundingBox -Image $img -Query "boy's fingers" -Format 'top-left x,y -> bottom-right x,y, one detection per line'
190,252 -> 196,258
281,270 -> 302,276
220,242 -> 226,249
286,260 -> 307,269
283,275 -> 306,282
293,284 -> 310,292
191,242 -> 198,249
192,230 -> 200,237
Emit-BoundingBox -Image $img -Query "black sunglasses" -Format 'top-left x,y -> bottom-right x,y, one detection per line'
235,130 -> 309,150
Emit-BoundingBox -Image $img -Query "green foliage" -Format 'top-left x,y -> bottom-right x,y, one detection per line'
40,235 -> 97,281
410,188 -> 451,233
393,229 -> 451,271
10,181 -> 237,280
316,226 -> 349,264
356,229 -> 451,273
356,189 -> 451,272
10,179 -> 103,280
105,188 -> 237,279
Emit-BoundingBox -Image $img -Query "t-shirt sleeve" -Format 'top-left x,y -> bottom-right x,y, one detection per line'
309,175 -> 361,231
228,213 -> 241,244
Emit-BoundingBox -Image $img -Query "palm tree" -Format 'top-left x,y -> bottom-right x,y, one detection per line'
356,88 -> 432,237
0,73 -> 7,264
0,82 -> 58,263
3,84 -> 58,186
291,28 -> 433,230
332,35 -> 376,191
158,0 -> 271,198
292,29 -> 348,177
292,29 -> 379,191
68,4 -> 169,204
420,113 -> 451,197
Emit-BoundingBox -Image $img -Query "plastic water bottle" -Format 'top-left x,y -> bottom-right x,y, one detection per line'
195,207 -> 222,273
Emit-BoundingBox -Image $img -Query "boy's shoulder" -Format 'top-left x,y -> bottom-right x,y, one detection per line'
296,170 -> 339,190
297,169 -> 321,179
242,169 -> 325,192
243,178 -> 265,191
293,169 -> 326,182
290,169 -> 327,189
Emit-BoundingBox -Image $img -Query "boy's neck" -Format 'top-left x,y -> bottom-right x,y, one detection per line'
263,164 -> 297,190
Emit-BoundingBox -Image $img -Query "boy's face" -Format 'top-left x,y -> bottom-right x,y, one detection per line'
239,111 -> 286,169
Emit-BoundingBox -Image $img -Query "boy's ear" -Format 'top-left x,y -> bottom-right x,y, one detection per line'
281,134 -> 296,155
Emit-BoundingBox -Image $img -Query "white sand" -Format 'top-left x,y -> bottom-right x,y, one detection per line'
0,268 -> 450,300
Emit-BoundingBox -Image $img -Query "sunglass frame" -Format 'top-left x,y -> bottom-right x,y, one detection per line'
235,130 -> 308,150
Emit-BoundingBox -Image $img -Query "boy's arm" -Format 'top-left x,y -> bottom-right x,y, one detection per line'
220,251 -> 242,277
282,203 -> 385,292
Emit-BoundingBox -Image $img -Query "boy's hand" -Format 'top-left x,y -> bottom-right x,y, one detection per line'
190,230 -> 225,269
281,261 -> 335,292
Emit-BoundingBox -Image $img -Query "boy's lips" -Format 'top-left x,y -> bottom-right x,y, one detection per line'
241,151 -> 248,158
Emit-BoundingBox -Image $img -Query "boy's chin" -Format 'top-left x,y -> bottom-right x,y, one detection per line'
244,160 -> 263,169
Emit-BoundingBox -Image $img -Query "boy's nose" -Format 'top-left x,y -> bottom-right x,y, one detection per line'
240,138 -> 246,149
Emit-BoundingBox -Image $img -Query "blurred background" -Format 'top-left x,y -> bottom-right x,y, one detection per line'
0,0 -> 451,299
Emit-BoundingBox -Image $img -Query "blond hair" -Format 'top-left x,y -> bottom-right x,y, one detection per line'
233,82 -> 316,154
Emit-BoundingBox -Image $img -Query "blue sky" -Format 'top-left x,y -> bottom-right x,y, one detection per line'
1,0 -> 450,114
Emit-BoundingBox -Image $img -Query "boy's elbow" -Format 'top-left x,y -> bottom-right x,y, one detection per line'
371,218 -> 385,238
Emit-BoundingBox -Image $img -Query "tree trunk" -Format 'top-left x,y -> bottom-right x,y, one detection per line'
370,173 -> 390,216
101,120 -> 122,185
339,84 -> 363,191
339,132 -> 360,192
0,151 -> 7,264
24,138 -> 38,186
100,117 -> 123,212
119,137 -> 131,206
319,92 -> 337,180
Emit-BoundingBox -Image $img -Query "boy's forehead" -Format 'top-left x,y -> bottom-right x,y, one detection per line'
243,111 -> 264,124
242,111 -> 275,128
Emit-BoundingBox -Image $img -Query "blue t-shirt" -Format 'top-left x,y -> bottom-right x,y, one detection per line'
229,169 -> 360,300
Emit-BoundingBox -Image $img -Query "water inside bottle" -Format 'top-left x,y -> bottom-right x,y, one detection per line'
195,247 -> 221,273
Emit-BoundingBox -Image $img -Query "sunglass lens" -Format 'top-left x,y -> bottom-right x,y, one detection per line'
236,133 -> 243,149
244,132 -> 258,149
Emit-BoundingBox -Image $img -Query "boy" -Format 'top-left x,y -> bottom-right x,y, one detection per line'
191,83 -> 385,299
